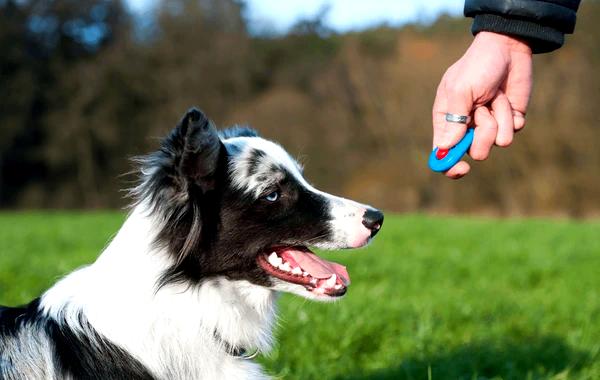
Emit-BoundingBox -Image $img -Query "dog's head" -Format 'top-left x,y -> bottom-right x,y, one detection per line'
136,108 -> 383,301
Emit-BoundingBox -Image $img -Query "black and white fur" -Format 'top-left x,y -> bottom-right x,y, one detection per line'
0,108 -> 383,379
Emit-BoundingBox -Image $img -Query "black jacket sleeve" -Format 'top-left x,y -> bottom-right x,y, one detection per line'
464,0 -> 581,53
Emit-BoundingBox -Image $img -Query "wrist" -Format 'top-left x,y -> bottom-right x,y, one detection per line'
475,31 -> 532,55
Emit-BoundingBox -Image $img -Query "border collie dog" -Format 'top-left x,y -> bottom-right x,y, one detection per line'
0,108 -> 383,379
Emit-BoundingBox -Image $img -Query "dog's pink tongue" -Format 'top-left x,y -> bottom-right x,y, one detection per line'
279,247 -> 350,285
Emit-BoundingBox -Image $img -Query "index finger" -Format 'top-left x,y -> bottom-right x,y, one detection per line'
432,81 -> 448,148
437,81 -> 474,150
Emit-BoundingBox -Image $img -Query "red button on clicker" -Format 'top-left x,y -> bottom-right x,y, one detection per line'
435,149 -> 449,160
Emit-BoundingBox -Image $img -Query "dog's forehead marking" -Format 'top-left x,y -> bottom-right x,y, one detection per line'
225,137 -> 305,197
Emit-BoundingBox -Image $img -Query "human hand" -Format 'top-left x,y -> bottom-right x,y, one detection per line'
432,31 -> 533,179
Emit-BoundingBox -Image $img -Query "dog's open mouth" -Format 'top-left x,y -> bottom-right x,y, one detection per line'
257,246 -> 350,297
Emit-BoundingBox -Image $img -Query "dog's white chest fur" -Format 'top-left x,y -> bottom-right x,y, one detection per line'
41,207 -> 277,379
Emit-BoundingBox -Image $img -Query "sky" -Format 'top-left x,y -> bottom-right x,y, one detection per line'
126,0 -> 464,32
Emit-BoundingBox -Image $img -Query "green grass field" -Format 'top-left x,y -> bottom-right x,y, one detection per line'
1,213 -> 599,380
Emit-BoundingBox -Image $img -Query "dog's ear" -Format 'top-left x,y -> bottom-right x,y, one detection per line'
177,108 -> 223,193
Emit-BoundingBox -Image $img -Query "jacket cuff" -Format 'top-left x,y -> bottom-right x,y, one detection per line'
472,14 -> 564,54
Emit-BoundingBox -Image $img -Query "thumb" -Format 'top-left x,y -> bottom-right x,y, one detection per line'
437,84 -> 474,150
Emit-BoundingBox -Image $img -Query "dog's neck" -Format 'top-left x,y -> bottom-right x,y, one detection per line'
40,205 -> 277,378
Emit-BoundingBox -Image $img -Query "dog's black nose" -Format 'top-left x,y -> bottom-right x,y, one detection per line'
362,208 -> 384,237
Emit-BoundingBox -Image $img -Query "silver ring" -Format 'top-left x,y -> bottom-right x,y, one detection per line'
445,113 -> 471,124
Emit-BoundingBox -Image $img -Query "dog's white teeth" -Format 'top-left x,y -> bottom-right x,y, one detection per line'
302,271 -> 309,277
334,284 -> 343,290
310,278 -> 317,285
279,262 -> 291,272
291,267 -> 302,275
325,274 -> 337,288
268,253 -> 282,267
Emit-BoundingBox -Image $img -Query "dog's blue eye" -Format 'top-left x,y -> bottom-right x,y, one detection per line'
264,191 -> 279,202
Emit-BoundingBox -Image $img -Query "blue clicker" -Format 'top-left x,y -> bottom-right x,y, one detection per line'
428,128 -> 474,172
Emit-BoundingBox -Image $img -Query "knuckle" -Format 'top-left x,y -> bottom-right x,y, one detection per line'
496,136 -> 513,147
514,118 -> 526,130
480,119 -> 497,131
470,149 -> 489,161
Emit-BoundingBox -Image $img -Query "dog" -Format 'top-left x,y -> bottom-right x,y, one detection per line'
0,108 -> 383,379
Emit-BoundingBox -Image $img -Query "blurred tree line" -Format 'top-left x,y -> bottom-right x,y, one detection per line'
1,0 -> 599,216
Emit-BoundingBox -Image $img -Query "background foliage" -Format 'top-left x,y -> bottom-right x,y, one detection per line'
1,0 -> 599,216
